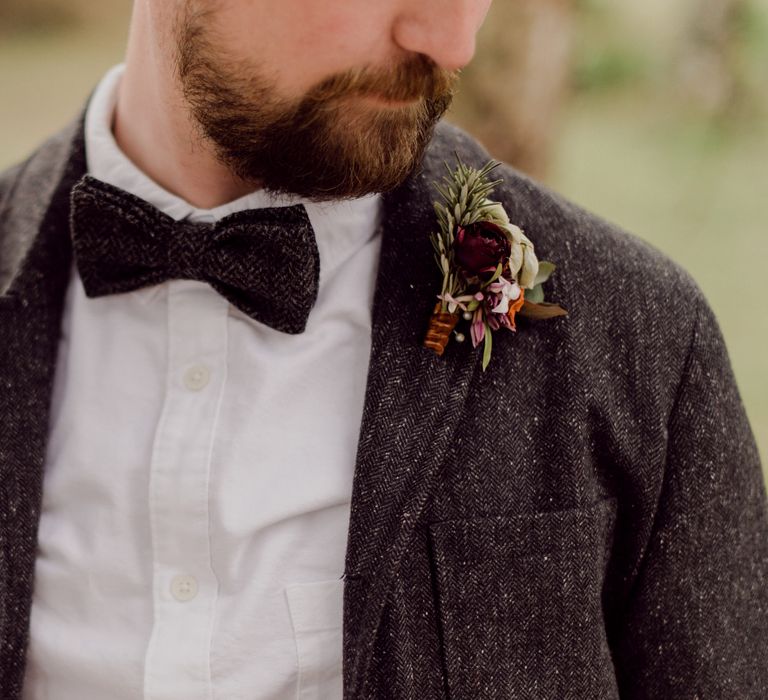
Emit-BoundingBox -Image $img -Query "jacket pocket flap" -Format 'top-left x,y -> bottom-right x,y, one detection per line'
428,496 -> 617,563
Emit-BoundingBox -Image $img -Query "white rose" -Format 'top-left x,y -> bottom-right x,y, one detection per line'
483,200 -> 510,225
508,240 -> 524,277
519,244 -> 539,289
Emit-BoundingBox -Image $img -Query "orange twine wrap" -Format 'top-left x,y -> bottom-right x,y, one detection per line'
423,302 -> 460,356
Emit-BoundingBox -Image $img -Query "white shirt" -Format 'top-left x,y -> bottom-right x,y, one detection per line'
22,64 -> 382,700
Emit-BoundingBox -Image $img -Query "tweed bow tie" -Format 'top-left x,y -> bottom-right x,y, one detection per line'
69,175 -> 320,334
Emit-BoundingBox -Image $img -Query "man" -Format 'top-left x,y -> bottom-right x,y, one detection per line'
1,1 -> 766,698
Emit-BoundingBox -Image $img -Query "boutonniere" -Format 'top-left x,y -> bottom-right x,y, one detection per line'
423,158 -> 567,370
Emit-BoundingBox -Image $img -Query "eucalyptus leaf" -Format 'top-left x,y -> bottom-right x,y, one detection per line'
482,324 -> 493,371
534,260 -> 556,286
526,283 -> 545,304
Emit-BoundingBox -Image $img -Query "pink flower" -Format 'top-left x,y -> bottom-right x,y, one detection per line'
484,290 -> 515,332
470,308 -> 486,348
488,277 -> 522,314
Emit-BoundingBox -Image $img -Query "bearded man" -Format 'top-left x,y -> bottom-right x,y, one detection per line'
1,1 -> 766,698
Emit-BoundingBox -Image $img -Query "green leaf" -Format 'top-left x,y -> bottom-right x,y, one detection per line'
526,283 -> 545,304
488,262 -> 503,284
482,324 -> 493,371
534,260 -> 556,286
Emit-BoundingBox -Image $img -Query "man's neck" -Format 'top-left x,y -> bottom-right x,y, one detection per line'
113,8 -> 259,210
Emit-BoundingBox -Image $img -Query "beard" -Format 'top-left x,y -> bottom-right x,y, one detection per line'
174,7 -> 459,201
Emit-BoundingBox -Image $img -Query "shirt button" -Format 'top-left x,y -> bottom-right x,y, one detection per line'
171,574 -> 199,602
183,364 -> 210,391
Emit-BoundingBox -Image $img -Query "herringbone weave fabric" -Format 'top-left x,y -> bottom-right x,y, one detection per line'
0,114 -> 767,700
70,173 -> 320,334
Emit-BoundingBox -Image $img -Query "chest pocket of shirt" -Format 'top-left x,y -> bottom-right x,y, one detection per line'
285,578 -> 344,700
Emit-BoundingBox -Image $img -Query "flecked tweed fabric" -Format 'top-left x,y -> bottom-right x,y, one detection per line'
70,173 -> 320,334
1,111 -> 767,700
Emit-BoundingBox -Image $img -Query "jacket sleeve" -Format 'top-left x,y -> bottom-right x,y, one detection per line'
611,287 -> 768,698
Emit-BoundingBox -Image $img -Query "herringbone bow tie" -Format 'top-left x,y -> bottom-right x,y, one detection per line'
69,175 -> 320,334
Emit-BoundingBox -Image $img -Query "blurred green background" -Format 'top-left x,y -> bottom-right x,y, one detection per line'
1,0 -> 766,479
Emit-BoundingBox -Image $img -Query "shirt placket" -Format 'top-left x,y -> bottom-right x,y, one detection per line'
143,280 -> 228,700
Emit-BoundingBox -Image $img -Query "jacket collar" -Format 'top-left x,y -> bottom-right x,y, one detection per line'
0,115 -> 485,697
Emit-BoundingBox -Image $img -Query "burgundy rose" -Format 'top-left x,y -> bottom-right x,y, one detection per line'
453,221 -> 511,278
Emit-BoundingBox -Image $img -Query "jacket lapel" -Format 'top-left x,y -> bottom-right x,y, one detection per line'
341,129 -> 483,697
0,115 -> 85,695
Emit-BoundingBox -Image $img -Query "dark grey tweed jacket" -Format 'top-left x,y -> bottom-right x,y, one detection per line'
1,111 -> 767,700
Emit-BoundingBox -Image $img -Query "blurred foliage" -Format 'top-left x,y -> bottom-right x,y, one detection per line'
572,0 -> 768,114
573,46 -> 651,92
732,1 -> 768,100
572,0 -> 656,92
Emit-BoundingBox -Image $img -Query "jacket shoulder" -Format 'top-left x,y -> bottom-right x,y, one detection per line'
0,115 -> 82,292
0,159 -> 29,291
493,157 -> 706,374
427,120 -> 710,403
0,161 -> 24,221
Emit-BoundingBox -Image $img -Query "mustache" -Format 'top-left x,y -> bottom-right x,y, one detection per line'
307,54 -> 460,105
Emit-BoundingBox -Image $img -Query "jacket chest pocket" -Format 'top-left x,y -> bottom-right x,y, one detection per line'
428,498 -> 619,700
285,578 -> 344,700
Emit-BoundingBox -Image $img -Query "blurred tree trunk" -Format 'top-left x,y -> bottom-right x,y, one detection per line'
449,0 -> 576,181
678,0 -> 747,114
0,0 -> 75,33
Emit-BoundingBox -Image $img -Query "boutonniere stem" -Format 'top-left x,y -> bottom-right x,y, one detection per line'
423,157 -> 567,370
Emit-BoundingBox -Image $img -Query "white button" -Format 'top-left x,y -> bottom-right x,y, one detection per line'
183,364 -> 210,391
170,574 -> 199,602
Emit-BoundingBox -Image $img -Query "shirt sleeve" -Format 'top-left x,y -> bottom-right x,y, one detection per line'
611,288 -> 768,698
